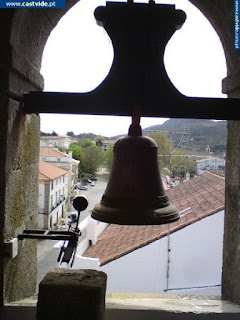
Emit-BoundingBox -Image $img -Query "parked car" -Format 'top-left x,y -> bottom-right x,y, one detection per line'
79,185 -> 88,190
67,212 -> 78,223
90,181 -> 95,186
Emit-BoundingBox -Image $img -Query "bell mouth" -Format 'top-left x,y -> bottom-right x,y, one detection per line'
91,202 -> 179,225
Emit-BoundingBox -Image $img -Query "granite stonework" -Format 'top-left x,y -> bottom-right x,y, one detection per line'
0,3 -> 78,305
222,84 -> 240,305
37,268 -> 107,320
1,44 -> 41,302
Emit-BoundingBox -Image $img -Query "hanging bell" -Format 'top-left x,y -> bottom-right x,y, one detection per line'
92,113 -> 179,225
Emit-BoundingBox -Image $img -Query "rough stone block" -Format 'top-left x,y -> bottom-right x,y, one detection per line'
36,268 -> 107,320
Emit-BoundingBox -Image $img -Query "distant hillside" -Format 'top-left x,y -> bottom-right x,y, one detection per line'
75,133 -> 99,140
142,119 -> 227,154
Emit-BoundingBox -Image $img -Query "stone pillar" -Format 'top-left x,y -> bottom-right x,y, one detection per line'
0,10 -> 45,303
222,75 -> 240,304
0,43 -> 41,303
37,268 -> 107,320
0,4 -> 79,304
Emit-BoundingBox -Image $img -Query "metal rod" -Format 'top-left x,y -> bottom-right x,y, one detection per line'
18,234 -> 74,240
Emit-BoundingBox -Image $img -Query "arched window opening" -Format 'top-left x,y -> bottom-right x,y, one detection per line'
37,0 -> 228,298
164,0 -> 227,98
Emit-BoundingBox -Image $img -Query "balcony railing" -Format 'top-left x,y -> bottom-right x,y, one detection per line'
50,196 -> 66,212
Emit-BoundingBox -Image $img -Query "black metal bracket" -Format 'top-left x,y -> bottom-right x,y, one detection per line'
18,229 -> 80,241
18,196 -> 88,267
23,92 -> 240,120
22,1 -> 240,121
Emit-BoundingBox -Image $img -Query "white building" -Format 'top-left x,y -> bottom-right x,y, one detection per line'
101,140 -> 116,152
71,171 -> 225,296
101,140 -> 111,151
38,160 -> 68,229
39,147 -> 79,181
40,135 -> 76,149
194,157 -> 225,175
40,147 -> 80,209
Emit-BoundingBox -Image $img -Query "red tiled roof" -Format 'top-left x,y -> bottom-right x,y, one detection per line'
41,135 -> 72,140
39,160 -> 68,181
83,171 -> 225,266
40,147 -> 79,164
40,147 -> 69,158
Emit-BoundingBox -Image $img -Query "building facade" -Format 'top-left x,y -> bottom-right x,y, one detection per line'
40,147 -> 80,209
38,161 -> 68,229
194,157 -> 226,175
39,147 -> 79,181
40,135 -> 76,149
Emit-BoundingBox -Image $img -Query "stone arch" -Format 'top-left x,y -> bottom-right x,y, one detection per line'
188,1 -> 240,305
0,1 -> 78,304
1,0 -> 240,305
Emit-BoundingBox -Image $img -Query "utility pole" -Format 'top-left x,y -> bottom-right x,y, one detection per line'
169,131 -> 173,178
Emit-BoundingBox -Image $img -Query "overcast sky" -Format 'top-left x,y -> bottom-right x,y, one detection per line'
40,0 -> 227,137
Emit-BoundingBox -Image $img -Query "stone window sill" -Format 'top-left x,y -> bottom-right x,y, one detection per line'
2,293 -> 240,319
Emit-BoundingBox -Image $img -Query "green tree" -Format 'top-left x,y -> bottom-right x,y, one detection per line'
68,143 -> 85,161
51,130 -> 58,136
104,143 -> 114,170
66,131 -> 75,137
79,139 -> 94,149
95,135 -> 104,147
82,145 -> 104,176
147,132 -> 172,168
170,150 -> 194,177
147,132 -> 194,177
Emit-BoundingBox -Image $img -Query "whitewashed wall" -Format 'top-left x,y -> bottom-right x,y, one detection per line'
38,173 -> 68,229
39,155 -> 71,163
195,158 -> 226,175
49,174 -> 67,210
101,234 -> 169,293
167,210 -> 224,294
38,183 -> 45,214
100,211 -> 224,295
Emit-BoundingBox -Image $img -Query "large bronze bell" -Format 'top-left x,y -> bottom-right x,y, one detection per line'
92,114 -> 179,225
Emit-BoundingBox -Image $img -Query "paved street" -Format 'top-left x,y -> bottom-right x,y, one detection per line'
36,174 -> 108,291
72,176 -> 108,222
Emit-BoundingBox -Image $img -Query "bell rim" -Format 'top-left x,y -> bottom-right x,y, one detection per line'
100,194 -> 171,210
91,203 -> 179,225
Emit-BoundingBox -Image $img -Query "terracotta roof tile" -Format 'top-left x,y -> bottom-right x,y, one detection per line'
83,171 -> 225,266
39,160 -> 68,180
40,147 -> 69,158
